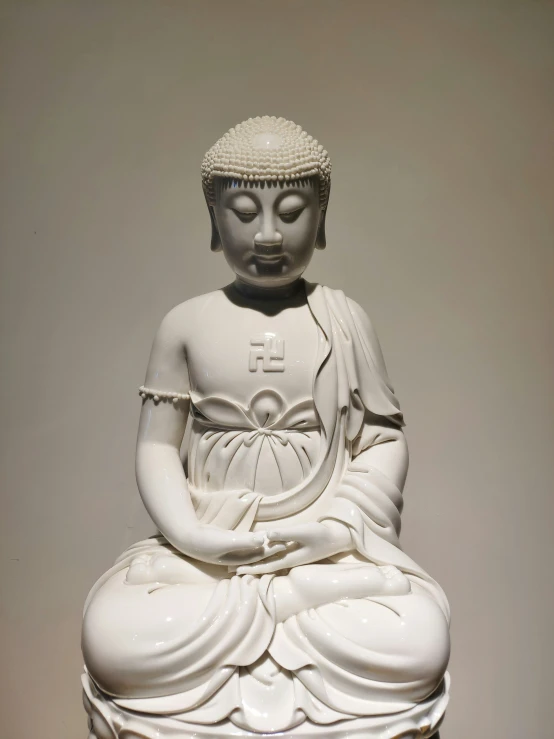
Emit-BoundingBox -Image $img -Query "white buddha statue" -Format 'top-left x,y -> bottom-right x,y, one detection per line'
81,116 -> 451,739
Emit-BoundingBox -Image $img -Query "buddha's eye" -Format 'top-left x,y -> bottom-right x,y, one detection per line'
279,207 -> 304,224
232,209 -> 257,224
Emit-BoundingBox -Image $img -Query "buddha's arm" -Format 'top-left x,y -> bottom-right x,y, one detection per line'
345,297 -> 409,491
136,307 -> 200,547
136,307 -> 266,564
351,412 -> 409,491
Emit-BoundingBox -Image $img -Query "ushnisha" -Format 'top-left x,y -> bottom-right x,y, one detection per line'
201,115 -> 331,206
82,116 -> 451,739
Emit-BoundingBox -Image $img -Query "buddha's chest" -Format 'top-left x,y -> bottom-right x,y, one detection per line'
186,304 -> 320,403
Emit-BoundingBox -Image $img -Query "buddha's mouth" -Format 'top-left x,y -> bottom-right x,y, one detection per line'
255,254 -> 284,263
251,252 -> 287,267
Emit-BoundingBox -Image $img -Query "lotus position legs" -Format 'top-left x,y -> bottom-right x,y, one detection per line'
126,548 -> 411,622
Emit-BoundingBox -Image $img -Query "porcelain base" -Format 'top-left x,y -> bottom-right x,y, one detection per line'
83,672 -> 449,739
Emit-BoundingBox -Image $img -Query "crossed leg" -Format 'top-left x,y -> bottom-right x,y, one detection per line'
271,561 -> 411,622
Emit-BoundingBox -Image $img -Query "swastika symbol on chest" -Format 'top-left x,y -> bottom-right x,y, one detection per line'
249,333 -> 285,372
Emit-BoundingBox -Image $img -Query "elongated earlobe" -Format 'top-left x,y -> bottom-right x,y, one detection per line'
316,208 -> 327,250
207,204 -> 222,252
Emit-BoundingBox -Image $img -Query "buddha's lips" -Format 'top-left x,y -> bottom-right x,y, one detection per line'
254,253 -> 284,263
248,249 -> 289,264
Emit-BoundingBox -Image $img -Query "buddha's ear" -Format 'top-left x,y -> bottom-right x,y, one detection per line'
206,197 -> 222,252
316,207 -> 327,250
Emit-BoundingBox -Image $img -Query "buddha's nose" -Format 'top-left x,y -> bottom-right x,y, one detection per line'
254,221 -> 283,254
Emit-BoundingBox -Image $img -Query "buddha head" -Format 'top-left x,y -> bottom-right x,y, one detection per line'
202,116 -> 331,289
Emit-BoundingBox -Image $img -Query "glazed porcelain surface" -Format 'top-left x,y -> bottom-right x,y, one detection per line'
81,117 -> 451,739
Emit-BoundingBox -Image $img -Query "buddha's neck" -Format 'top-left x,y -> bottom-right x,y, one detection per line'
232,277 -> 305,303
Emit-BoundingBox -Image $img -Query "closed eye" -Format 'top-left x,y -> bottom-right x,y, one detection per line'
232,209 -> 257,223
279,207 -> 304,224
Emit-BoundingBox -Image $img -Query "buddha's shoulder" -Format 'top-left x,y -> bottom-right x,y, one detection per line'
156,289 -> 227,338
315,283 -> 372,325
345,295 -> 371,324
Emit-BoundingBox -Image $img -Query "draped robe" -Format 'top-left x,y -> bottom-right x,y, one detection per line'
81,283 -> 451,739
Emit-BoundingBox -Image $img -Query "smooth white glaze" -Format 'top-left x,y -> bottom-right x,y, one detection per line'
81,117 -> 450,739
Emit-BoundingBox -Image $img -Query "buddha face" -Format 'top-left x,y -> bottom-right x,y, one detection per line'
211,178 -> 325,289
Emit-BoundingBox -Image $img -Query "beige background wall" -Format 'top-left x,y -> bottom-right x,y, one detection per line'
1,1 -> 553,737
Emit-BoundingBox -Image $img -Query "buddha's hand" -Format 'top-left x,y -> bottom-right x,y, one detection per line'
184,525 -> 288,567
235,520 -> 353,575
